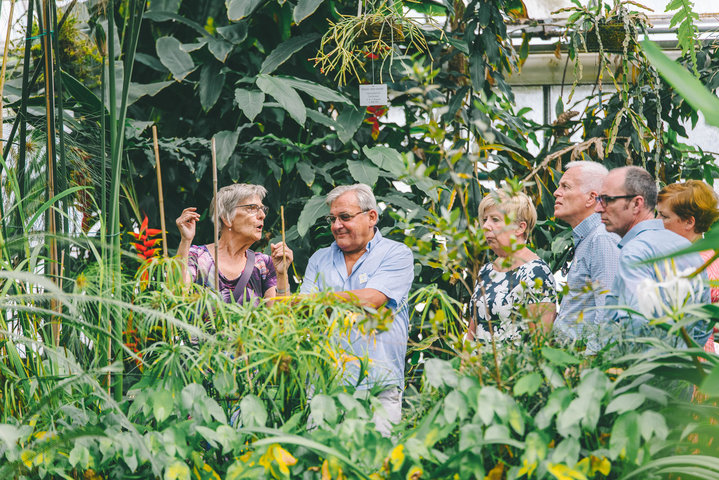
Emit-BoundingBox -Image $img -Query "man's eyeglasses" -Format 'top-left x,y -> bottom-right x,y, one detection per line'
237,204 -> 269,215
324,210 -> 369,225
597,194 -> 636,207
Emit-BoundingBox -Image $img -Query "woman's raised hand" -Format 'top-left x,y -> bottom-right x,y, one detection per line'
270,242 -> 294,275
176,207 -> 200,242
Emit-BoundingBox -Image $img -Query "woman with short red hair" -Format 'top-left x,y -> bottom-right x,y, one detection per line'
657,180 -> 719,353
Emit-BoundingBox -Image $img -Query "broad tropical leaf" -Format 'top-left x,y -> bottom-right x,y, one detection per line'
260,35 -> 320,75
256,75 -> 306,125
234,88 -> 265,122
156,36 -> 195,82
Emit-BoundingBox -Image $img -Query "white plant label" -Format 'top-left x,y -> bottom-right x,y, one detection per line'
359,84 -> 388,106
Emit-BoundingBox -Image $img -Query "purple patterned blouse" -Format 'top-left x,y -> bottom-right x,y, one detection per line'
187,245 -> 277,304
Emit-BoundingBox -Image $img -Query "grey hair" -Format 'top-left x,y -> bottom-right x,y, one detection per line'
620,166 -> 658,210
209,183 -> 267,226
565,161 -> 608,193
325,183 -> 378,212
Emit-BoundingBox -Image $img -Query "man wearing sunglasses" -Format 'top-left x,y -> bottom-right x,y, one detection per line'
595,166 -> 710,347
553,161 -> 620,354
300,183 -> 414,436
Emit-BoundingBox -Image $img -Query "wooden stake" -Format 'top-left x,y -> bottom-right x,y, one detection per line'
280,206 -> 286,269
152,126 -> 168,257
211,137 -> 219,292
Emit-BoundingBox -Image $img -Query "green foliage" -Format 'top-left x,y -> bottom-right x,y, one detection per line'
665,0 -> 700,75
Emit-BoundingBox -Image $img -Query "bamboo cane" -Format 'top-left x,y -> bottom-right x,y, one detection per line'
0,0 -> 16,149
211,137 -> 219,292
152,126 -> 168,257
280,206 -> 286,269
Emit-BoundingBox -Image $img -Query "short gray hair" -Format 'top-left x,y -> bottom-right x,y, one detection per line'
325,184 -> 378,212
565,161 -> 608,193
621,166 -> 657,210
210,183 -> 267,225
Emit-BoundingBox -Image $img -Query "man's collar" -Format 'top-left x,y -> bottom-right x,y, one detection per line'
366,227 -> 382,250
572,213 -> 601,244
618,219 -> 664,249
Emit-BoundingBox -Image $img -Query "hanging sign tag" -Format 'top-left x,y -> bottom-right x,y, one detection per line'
359,84 -> 388,106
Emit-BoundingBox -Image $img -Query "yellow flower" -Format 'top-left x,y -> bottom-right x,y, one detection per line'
407,466 -> 423,480
259,444 -> 297,477
390,444 -> 405,472
164,460 -> 191,480
591,456 -> 611,476
518,459 -> 537,478
547,463 -> 588,480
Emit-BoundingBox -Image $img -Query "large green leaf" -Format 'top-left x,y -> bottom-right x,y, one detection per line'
700,364 -> 719,396
347,160 -> 379,186
541,346 -> 581,366
226,0 -> 263,21
642,40 -> 719,128
156,36 -> 195,82
127,81 -> 174,106
61,70 -> 103,114
363,145 -> 404,176
281,77 -> 351,104
217,22 -> 248,44
260,34 -> 319,75
256,75 -> 306,125
213,130 -> 240,170
200,63 -> 225,111
234,88 -> 265,122
336,107 -> 364,144
293,0 -> 324,24
296,161 -> 315,187
208,37 -> 234,62
297,195 -> 329,237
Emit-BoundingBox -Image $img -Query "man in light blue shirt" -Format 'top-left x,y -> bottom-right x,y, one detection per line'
596,166 -> 711,347
553,161 -> 620,354
300,184 -> 414,434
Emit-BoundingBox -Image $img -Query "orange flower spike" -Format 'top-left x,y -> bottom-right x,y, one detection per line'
145,228 -> 163,237
139,215 -> 148,235
143,238 -> 161,248
144,248 -> 158,257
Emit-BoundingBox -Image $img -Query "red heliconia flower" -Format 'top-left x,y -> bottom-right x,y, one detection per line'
364,105 -> 389,140
130,214 -> 163,260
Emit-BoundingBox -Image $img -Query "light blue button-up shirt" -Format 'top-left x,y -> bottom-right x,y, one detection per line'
606,219 -> 711,346
300,229 -> 414,389
554,214 -> 620,353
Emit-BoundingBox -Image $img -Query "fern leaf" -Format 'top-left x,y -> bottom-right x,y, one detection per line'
665,0 -> 700,76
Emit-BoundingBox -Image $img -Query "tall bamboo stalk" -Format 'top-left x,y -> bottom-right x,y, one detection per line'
0,0 -> 16,150
211,137 -> 219,291
152,126 -> 168,257
40,0 -> 60,346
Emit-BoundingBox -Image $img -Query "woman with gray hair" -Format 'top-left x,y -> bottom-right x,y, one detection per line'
175,183 -> 293,304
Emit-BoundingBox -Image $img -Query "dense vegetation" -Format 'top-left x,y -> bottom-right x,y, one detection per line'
0,0 -> 718,478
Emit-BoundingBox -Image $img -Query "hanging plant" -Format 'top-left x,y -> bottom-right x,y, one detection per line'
311,0 -> 439,86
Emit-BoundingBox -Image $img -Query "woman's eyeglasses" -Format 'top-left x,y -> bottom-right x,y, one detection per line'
237,204 -> 269,215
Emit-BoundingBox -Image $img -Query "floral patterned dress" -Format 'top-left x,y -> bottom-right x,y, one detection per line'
469,259 -> 556,344
187,245 -> 277,304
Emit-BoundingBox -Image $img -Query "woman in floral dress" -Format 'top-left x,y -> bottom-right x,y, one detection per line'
468,191 -> 556,344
